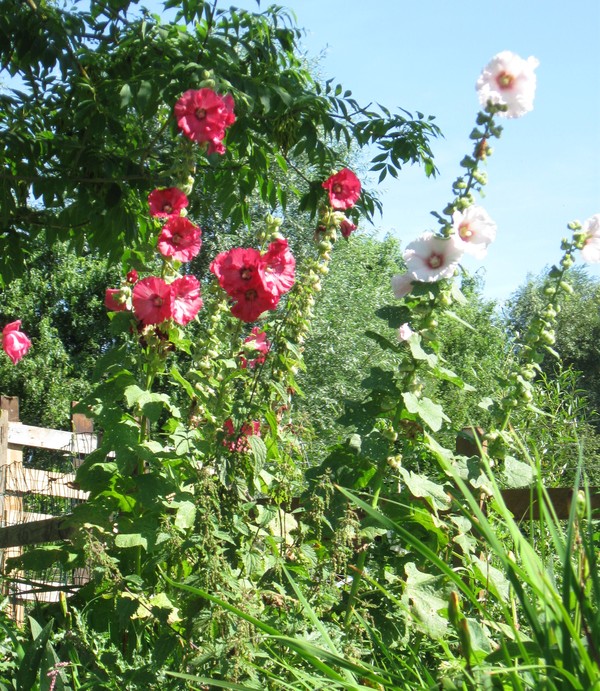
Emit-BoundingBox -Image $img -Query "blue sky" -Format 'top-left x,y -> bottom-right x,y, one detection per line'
278,0 -> 600,301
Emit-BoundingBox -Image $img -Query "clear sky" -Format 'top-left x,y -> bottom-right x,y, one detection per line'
235,0 -> 596,304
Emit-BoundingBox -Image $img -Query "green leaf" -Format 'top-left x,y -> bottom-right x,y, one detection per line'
248,434 -> 267,470
503,455 -> 534,488
398,468 -> 451,511
119,83 -> 133,108
115,533 -> 148,550
16,617 -> 54,691
174,500 -> 196,532
401,562 -> 448,640
402,393 -> 449,432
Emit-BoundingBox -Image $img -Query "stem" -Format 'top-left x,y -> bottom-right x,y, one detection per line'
343,458 -> 387,629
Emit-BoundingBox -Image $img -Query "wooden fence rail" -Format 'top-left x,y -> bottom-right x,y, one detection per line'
0,396 -> 98,622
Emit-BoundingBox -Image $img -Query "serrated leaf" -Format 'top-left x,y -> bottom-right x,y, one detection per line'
503,456 -> 534,488
402,393 -> 449,432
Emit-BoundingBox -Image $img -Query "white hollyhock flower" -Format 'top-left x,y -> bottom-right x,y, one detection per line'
580,214 -> 600,263
477,51 -> 539,118
404,233 -> 464,283
391,273 -> 415,299
452,205 -> 497,259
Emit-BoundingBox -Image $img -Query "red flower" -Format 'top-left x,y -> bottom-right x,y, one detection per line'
240,327 -> 270,369
132,276 -> 173,326
174,88 -> 236,154
262,239 -> 296,297
210,247 -> 265,293
222,418 -> 261,452
171,275 -> 203,325
148,187 -> 189,218
229,284 -> 278,323
2,321 -> 31,364
322,168 -> 361,210
126,269 -> 139,284
340,219 -> 357,238
105,288 -> 127,312
157,216 -> 202,263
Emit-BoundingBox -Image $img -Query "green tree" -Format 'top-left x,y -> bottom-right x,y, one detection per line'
0,0 -> 440,284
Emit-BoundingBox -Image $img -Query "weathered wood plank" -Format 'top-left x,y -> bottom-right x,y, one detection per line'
0,515 -> 75,548
7,422 -> 99,454
501,487 -> 600,520
6,467 -> 89,500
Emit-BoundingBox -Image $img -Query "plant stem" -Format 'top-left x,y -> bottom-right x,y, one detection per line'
343,458 -> 387,630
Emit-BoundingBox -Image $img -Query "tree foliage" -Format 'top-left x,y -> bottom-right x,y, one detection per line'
0,0 -> 440,283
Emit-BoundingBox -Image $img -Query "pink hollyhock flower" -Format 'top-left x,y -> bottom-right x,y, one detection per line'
477,51 -> 539,119
174,88 -> 235,153
2,321 -> 31,364
262,239 -> 296,297
126,269 -> 139,284
157,216 -> 202,263
132,276 -> 173,326
322,168 -> 361,210
398,323 -> 414,342
105,288 -> 127,312
171,275 -> 203,325
451,205 -> 497,259
210,247 -> 265,293
404,232 -> 464,283
148,187 -> 189,218
340,218 -> 357,238
580,214 -> 600,263
240,327 -> 270,369
391,273 -> 415,299
222,418 -> 261,452
229,284 -> 279,323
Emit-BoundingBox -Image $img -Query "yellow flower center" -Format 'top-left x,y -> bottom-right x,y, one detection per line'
459,224 -> 473,240
428,253 -> 443,269
497,72 -> 514,89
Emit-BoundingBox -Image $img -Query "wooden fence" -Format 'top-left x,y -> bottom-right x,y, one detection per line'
0,399 -> 598,626
0,396 -> 98,624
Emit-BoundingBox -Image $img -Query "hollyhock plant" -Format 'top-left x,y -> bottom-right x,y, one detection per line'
132,276 -> 173,326
210,247 -> 265,293
148,187 -> 189,218
451,205 -> 497,259
477,51 -> 539,119
322,168 -> 361,210
340,218 -> 357,238
404,232 -> 464,283
126,269 -> 139,284
262,239 -> 296,297
174,88 -> 235,153
2,321 -> 31,364
171,275 -> 203,325
157,216 -> 202,263
240,327 -> 270,369
222,418 -> 261,452
580,214 -> 600,263
105,288 -> 127,312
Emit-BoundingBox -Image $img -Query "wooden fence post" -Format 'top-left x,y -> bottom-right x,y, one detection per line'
0,397 -> 24,626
